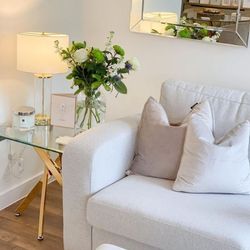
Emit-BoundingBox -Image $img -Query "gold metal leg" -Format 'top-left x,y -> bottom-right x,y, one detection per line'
37,166 -> 49,241
15,181 -> 42,216
34,148 -> 62,186
15,147 -> 62,240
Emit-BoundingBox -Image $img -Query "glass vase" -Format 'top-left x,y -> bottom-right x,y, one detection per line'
75,92 -> 106,131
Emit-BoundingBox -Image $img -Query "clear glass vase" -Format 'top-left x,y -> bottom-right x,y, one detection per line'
75,92 -> 106,131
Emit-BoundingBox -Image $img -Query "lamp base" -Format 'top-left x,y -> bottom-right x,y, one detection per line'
35,114 -> 51,126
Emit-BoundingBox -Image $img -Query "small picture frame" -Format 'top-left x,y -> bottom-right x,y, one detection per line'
51,94 -> 76,128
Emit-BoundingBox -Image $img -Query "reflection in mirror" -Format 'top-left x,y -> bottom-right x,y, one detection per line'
130,0 -> 250,47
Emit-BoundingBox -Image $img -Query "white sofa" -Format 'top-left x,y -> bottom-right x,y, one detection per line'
63,80 -> 250,250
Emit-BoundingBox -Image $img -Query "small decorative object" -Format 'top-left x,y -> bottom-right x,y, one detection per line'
12,106 -> 35,131
55,31 -> 139,130
51,94 -> 77,128
17,32 -> 69,126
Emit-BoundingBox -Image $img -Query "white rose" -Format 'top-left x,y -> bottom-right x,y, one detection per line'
202,36 -> 212,42
165,28 -> 175,36
74,48 -> 88,63
128,57 -> 140,71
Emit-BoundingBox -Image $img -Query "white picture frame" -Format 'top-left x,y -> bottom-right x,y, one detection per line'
51,94 -> 76,128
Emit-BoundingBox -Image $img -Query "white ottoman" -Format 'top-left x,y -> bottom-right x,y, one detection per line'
96,244 -> 126,250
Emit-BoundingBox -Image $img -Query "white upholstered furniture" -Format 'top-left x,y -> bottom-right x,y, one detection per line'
63,80 -> 250,250
96,244 -> 126,250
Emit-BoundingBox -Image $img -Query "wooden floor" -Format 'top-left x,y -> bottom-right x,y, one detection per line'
0,182 -> 63,250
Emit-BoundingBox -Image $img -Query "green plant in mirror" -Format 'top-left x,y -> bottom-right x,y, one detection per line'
152,18 -> 221,43
55,32 -> 139,130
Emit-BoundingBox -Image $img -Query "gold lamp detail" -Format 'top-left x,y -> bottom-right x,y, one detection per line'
17,32 -> 69,126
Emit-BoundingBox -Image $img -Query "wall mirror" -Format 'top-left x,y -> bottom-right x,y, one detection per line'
130,0 -> 250,47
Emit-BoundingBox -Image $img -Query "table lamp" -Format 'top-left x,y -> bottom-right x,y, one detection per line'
17,32 -> 69,126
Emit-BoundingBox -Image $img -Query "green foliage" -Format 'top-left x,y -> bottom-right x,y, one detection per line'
113,45 -> 125,57
55,32 -> 138,98
178,28 -> 192,39
162,20 -> 220,42
72,41 -> 86,50
114,81 -> 127,94
92,48 -> 105,63
165,24 -> 176,31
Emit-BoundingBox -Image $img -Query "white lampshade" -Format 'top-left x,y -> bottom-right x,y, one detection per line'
17,32 -> 69,76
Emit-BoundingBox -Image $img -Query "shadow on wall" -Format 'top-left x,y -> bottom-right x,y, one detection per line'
0,0 -> 41,16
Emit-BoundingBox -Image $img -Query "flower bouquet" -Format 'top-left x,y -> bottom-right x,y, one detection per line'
55,32 -> 139,130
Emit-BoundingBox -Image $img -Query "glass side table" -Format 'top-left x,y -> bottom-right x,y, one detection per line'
0,125 -> 76,240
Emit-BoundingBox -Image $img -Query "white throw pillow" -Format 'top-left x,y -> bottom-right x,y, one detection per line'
173,101 -> 250,194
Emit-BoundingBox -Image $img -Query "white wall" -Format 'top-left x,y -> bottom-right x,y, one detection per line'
82,0 -> 250,121
0,0 -> 84,208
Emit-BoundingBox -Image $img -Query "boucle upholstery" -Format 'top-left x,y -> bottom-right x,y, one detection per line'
88,175 -> 250,250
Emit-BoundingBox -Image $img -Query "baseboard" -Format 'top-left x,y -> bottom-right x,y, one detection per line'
0,171 -> 43,211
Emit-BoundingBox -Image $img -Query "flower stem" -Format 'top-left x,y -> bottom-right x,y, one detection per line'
87,106 -> 92,129
80,105 -> 89,128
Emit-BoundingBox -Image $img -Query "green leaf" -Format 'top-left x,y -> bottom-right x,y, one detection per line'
151,29 -> 161,34
113,45 -> 125,57
178,28 -> 192,39
91,81 -> 102,90
74,88 -> 83,95
95,91 -> 101,98
103,83 -> 112,91
92,49 -> 105,63
74,78 -> 84,85
198,28 -> 209,38
118,68 -> 129,74
114,81 -> 127,94
92,74 -> 102,81
66,73 -> 74,80
72,41 -> 86,50
165,24 -> 176,31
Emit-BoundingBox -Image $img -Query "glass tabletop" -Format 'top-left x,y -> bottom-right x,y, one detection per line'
0,125 -> 77,154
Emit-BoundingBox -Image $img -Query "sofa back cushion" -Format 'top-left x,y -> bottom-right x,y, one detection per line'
160,80 -> 250,142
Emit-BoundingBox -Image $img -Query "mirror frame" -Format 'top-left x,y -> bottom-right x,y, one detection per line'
130,0 -> 250,47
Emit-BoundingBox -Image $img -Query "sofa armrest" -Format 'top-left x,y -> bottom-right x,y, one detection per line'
62,115 -> 139,250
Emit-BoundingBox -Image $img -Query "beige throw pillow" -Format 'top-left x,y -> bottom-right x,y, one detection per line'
130,97 -> 187,180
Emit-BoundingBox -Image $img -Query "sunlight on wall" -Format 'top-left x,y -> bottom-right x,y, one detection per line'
0,0 -> 40,16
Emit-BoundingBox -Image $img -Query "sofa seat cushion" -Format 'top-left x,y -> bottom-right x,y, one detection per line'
87,175 -> 250,250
